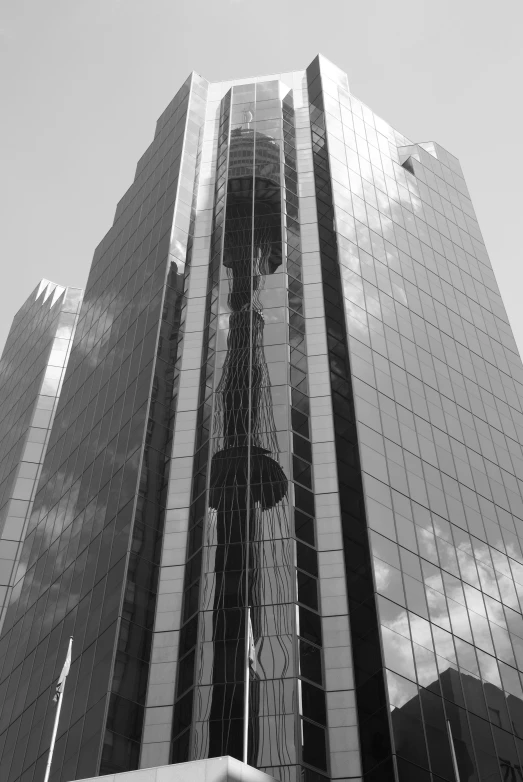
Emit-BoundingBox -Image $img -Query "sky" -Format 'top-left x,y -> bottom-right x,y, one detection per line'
0,0 -> 522,355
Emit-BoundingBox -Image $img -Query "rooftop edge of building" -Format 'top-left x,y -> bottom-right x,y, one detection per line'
76,758 -> 277,782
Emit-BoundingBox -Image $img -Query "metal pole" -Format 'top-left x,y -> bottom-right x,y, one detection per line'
242,148 -> 255,767
242,605 -> 251,764
43,684 -> 65,782
446,719 -> 461,782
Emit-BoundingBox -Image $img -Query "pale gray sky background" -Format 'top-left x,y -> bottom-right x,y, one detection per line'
1,0 -> 522,355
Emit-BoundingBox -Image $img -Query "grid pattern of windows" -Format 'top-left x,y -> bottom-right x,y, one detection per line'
168,81 -> 330,782
0,282 -> 82,634
305,57 -> 391,781
1,56 -> 523,782
170,87 -> 233,765
310,54 -> 523,781
282,90 -> 329,780
0,75 -> 206,782
137,74 -> 209,770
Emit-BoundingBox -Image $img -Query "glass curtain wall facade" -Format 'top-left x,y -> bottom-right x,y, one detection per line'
301,56 -> 523,782
0,281 -> 82,635
0,74 -> 207,782
168,80 -> 331,780
2,54 -> 523,782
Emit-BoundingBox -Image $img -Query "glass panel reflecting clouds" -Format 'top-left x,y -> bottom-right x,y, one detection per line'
0,55 -> 519,782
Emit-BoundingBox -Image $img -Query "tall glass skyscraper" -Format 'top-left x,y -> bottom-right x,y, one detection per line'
0,281 -> 82,636
1,54 -> 523,782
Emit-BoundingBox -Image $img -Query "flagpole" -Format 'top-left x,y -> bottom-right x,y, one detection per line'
44,637 -> 72,782
446,719 -> 461,782
242,605 -> 250,764
242,208 -> 255,767
43,683 -> 65,782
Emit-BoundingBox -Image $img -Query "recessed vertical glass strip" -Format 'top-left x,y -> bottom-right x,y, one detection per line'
305,58 -> 395,779
282,89 -> 329,781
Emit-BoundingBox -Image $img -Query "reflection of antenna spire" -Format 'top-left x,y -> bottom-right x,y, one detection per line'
205,117 -> 288,763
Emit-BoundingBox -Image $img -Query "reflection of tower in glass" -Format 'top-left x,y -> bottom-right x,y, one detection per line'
206,121 -> 288,760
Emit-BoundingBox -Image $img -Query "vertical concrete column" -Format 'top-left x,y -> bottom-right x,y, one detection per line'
139,76 -> 219,769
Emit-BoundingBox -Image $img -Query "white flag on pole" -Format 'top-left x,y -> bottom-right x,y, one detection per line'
53,637 -> 72,702
44,638 -> 73,782
248,610 -> 257,674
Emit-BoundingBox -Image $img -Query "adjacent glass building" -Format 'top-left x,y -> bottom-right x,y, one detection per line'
0,281 -> 82,636
0,54 -> 522,782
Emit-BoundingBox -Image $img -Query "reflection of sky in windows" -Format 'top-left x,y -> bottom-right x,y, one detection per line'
317,68 -> 523,776
0,283 -> 81,638
3,56 -> 523,781
373,511 -> 523,686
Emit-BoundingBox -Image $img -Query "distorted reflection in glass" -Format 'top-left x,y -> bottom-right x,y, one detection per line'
194,85 -> 292,768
